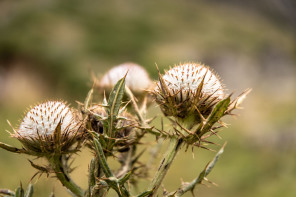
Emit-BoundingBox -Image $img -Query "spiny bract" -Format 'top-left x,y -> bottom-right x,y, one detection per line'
153,63 -> 225,124
12,101 -> 81,155
162,63 -> 224,101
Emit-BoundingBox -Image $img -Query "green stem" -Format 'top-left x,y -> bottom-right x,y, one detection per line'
48,155 -> 84,197
93,138 -> 130,197
148,137 -> 183,196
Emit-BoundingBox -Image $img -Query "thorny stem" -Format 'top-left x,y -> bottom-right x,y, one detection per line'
147,138 -> 164,169
48,155 -> 84,197
148,137 -> 183,196
93,138 -> 130,197
170,143 -> 226,197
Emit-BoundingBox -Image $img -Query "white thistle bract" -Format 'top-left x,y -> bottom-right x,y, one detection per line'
153,63 -> 225,124
99,62 -> 152,93
14,101 -> 81,155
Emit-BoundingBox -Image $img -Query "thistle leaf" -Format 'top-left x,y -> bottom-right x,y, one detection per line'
28,160 -> 48,173
197,143 -> 226,182
24,184 -> 33,197
93,138 -> 113,178
137,190 -> 153,197
88,158 -> 96,196
0,142 -> 26,154
107,75 -> 127,117
106,75 -> 126,139
15,184 -> 24,197
119,170 -> 132,185
171,143 -> 226,197
226,88 -> 252,113
199,97 -> 230,137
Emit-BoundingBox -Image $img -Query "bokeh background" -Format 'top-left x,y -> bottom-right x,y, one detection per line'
0,0 -> 295,196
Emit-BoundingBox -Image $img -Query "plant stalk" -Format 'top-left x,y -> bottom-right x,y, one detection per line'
148,137 -> 183,196
48,155 -> 84,197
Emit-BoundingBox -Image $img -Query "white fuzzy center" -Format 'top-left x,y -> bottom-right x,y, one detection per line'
161,63 -> 224,99
18,101 -> 77,138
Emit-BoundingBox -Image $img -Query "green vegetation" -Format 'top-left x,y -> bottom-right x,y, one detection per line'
0,0 -> 295,196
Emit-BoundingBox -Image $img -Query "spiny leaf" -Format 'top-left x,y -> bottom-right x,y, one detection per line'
93,138 -> 113,178
15,184 -> 24,197
226,88 -> 252,113
24,184 -> 33,197
198,97 -> 230,137
28,160 -> 49,173
172,143 -> 226,197
84,88 -> 94,111
107,75 -> 127,117
137,190 -> 153,197
196,143 -> 226,184
106,75 -> 127,139
88,158 -> 96,196
119,170 -> 132,185
0,142 -> 26,154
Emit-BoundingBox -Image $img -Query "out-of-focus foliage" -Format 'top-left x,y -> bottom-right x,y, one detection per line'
0,0 -> 295,197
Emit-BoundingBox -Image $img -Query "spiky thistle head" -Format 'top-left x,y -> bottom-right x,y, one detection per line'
13,101 -> 81,156
99,62 -> 153,95
153,63 -> 225,125
87,105 -> 138,152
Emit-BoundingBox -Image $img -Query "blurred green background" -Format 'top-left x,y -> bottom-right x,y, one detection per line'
0,0 -> 295,196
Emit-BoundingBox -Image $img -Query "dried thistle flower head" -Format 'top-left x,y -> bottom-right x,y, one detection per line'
99,62 -> 153,94
153,63 -> 225,124
13,101 -> 81,155
88,105 -> 138,152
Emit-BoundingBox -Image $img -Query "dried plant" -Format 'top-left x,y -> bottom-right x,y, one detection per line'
0,62 -> 250,197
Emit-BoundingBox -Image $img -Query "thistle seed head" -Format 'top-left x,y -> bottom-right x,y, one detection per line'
14,101 -> 81,155
99,62 -> 153,93
153,63 -> 225,124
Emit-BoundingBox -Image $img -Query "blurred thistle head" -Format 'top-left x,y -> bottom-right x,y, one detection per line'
98,62 -> 153,96
153,63 -> 225,124
12,101 -> 81,156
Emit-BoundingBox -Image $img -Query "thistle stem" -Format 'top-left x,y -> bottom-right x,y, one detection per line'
48,155 -> 84,197
148,137 -> 183,196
